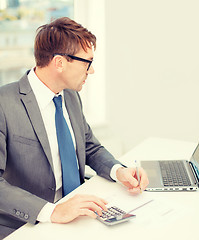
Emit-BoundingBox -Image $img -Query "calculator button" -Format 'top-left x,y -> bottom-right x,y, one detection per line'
99,207 -> 127,221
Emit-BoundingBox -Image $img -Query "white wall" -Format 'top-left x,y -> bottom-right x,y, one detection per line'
105,0 -> 199,153
74,0 -> 106,126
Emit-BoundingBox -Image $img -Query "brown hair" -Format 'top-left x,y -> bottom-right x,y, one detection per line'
34,17 -> 96,67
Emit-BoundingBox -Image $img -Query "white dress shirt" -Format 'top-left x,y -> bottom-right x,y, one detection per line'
27,68 -> 122,222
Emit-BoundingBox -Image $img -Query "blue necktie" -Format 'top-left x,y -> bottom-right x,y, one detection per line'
53,95 -> 80,196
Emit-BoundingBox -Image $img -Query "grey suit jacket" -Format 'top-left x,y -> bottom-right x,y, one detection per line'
0,71 -> 121,229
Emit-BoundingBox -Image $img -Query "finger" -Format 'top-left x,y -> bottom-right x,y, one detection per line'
139,168 -> 149,190
79,194 -> 107,204
80,195 -> 108,211
122,181 -> 135,189
124,172 -> 139,188
79,209 -> 98,219
80,201 -> 104,216
128,186 -> 142,194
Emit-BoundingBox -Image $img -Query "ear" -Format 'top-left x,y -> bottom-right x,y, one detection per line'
53,55 -> 64,73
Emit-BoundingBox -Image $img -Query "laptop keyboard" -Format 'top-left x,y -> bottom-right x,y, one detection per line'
159,161 -> 191,186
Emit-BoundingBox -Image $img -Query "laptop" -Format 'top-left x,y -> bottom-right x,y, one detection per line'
140,143 -> 199,191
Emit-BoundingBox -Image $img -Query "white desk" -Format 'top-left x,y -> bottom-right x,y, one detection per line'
5,138 -> 199,240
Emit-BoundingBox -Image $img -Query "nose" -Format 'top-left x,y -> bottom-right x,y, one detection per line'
87,65 -> 94,74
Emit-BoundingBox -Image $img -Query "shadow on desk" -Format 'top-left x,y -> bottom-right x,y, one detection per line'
0,212 -> 25,240
0,225 -> 16,240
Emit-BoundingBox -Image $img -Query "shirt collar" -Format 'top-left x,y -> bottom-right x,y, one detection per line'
28,68 -> 64,110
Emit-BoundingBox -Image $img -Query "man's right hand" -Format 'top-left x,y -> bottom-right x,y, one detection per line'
50,194 -> 108,223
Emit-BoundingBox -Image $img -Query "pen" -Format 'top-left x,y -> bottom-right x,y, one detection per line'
134,160 -> 142,193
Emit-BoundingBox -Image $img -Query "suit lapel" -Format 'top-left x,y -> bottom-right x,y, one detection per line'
19,73 -> 54,171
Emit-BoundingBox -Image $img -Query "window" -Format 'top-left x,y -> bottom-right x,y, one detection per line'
0,0 -> 106,126
0,0 -> 74,86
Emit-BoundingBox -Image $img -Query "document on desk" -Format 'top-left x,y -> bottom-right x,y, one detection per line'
105,191 -> 175,227
77,176 -> 183,227
99,182 -> 177,227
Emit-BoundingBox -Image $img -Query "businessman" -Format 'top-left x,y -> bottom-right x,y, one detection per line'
0,17 -> 149,239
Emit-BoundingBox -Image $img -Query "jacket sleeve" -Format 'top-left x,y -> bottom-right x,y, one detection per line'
0,103 -> 47,225
75,92 -> 122,181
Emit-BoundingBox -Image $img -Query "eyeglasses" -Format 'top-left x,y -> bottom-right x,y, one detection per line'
54,53 -> 93,71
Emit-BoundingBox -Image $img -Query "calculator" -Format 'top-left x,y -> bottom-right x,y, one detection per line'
96,206 -> 136,225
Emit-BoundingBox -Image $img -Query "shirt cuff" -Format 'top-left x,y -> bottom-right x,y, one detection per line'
110,164 -> 123,182
37,202 -> 56,223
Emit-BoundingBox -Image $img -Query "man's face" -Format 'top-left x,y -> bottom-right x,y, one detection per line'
61,47 -> 94,92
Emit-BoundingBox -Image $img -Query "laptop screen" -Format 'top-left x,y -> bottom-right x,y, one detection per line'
190,144 -> 199,180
